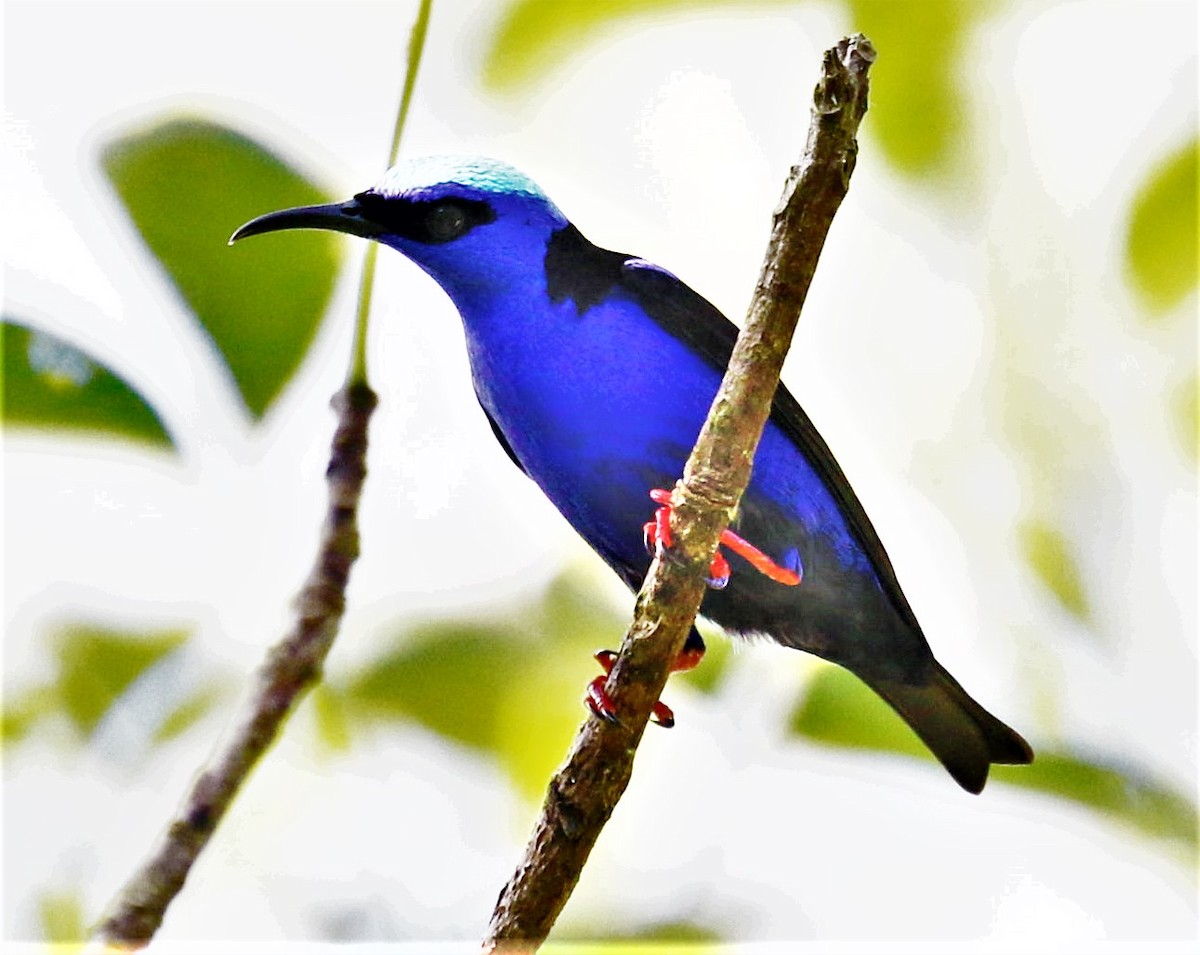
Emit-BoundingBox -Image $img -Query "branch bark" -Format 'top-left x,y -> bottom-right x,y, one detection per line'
482,34 -> 876,953
89,382 -> 377,950
88,4 -> 433,945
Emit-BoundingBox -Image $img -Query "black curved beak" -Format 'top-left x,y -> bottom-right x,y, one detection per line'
229,198 -> 382,245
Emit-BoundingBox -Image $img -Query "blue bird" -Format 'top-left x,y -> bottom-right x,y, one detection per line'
232,156 -> 1033,793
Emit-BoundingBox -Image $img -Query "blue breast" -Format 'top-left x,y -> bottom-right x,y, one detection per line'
425,217 -> 928,680
467,274 -> 873,587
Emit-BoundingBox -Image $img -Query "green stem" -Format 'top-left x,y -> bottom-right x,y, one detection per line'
348,0 -> 434,387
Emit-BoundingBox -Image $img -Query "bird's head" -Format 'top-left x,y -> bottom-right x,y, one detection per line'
231,156 -> 570,307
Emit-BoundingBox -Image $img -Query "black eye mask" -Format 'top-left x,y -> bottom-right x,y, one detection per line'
352,192 -> 496,244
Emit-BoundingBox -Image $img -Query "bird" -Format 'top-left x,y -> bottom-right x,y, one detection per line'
232,155 -> 1033,793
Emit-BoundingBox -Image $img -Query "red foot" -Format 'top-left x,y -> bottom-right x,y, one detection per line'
584,645 -> 706,729
644,488 -> 802,588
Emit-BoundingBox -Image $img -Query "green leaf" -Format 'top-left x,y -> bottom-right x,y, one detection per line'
152,681 -> 229,744
53,624 -> 188,736
101,117 -> 343,418
38,890 -> 86,943
3,319 -> 173,449
338,571 -> 633,797
1017,518 -> 1090,620
790,663 -> 927,758
5,624 -> 213,747
548,920 -> 722,948
341,617 -> 589,800
481,0 -> 736,93
1175,373 -> 1198,463
339,568 -> 719,800
483,0 -> 990,180
991,752 -> 1198,852
1125,139 -> 1199,315
343,622 -> 530,751
1,685 -> 60,744
310,683 -> 354,753
489,574 -> 631,800
845,0 -> 992,177
491,647 -> 596,802
790,666 -> 1197,854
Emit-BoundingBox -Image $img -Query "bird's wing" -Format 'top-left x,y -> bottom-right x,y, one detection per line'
618,259 -> 922,634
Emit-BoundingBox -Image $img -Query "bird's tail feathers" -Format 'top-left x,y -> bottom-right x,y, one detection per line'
867,662 -> 1033,794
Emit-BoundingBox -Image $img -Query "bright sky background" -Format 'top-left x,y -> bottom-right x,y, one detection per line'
3,0 -> 1197,950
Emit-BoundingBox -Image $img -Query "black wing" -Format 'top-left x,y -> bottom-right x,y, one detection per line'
617,258 -> 923,635
477,397 -> 527,476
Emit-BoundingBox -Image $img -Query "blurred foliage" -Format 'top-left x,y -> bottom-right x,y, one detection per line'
333,574 -> 610,800
2,319 -> 174,450
843,0 -> 992,177
333,546 -> 1163,854
1,685 -> 60,745
101,117 -> 343,419
38,890 -> 86,944
311,682 -> 355,753
1017,518 -> 1090,620
343,620 -> 533,752
1125,137 -> 1199,316
324,556 -> 1200,856
2,623 -> 197,742
790,659 -> 925,758
548,920 -> 721,949
991,754 -> 1198,853
52,624 -> 187,736
1175,373 -> 1198,463
331,571 -> 733,801
482,0 -> 993,178
482,0 -> 741,92
152,683 -> 232,745
790,665 -> 1198,855
992,287 -> 1102,632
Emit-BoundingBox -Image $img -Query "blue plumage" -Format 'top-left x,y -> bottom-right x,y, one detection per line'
232,156 -> 1032,792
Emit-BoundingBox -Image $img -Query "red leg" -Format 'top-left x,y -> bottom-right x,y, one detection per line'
646,488 -> 802,588
644,487 -> 674,556
718,527 -> 803,586
584,642 -> 706,728
673,642 -> 706,673
706,549 -> 731,590
585,649 -> 624,726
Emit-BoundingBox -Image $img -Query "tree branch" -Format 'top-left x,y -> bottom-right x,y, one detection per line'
88,383 -> 377,949
88,4 -> 433,945
482,34 -> 876,953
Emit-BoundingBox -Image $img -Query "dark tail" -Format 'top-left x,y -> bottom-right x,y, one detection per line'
866,662 -> 1033,794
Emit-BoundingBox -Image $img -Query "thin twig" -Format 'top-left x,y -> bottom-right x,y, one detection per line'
87,3 -> 435,946
90,385 -> 376,948
482,34 -> 876,953
349,0 -> 432,386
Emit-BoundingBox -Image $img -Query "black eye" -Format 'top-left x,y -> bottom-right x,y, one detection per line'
351,191 -> 495,243
424,202 -> 469,242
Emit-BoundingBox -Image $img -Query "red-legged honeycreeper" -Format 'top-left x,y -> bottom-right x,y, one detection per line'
231,156 -> 1033,793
